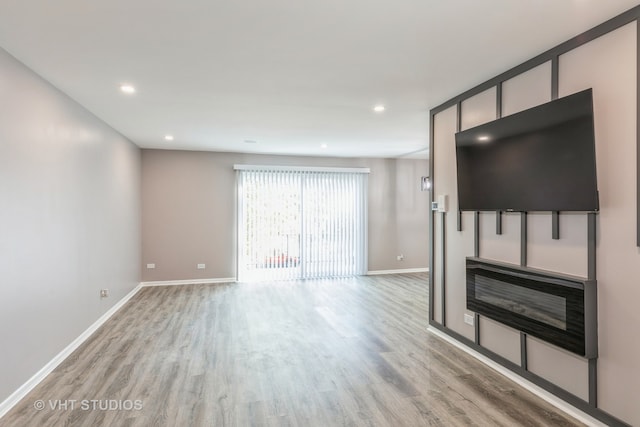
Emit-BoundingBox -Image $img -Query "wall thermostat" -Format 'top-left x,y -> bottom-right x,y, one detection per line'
437,195 -> 448,212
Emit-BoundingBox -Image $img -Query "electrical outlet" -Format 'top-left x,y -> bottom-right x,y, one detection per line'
464,313 -> 474,326
146,263 -> 156,269
197,264 -> 206,269
396,254 -> 404,261
100,289 -> 109,298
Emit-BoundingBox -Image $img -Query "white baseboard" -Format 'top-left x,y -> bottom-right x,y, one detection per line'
366,268 -> 429,275
427,327 -> 606,427
140,277 -> 236,287
0,283 -> 143,420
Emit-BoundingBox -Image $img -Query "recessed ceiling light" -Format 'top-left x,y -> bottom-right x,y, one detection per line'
120,84 -> 136,94
164,135 -> 174,141
373,105 -> 385,112
321,144 -> 328,149
244,140 -> 258,144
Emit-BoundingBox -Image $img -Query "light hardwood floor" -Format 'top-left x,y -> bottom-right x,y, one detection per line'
2,273 -> 584,426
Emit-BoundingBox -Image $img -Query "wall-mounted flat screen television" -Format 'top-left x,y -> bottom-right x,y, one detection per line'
455,88 -> 598,212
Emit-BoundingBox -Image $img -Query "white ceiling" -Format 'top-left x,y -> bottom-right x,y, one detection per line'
0,1 -> 638,159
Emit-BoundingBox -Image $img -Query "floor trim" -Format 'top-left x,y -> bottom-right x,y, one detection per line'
0,283 -> 143,420
427,326 -> 607,427
366,267 -> 429,275
140,277 -> 236,287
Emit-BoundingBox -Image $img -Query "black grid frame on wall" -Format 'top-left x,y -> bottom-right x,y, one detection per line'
428,5 -> 640,427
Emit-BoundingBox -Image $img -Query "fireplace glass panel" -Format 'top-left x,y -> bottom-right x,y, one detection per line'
475,275 -> 567,330
466,258 -> 591,357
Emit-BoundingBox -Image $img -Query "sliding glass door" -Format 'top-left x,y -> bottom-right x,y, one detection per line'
238,170 -> 303,281
237,167 -> 367,281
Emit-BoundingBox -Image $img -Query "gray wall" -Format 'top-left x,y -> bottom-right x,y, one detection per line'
141,149 -> 429,281
431,21 -> 640,425
0,48 -> 141,404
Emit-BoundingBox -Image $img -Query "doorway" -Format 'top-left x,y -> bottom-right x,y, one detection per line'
236,167 -> 368,281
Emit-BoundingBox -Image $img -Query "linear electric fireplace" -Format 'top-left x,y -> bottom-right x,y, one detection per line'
466,257 -> 597,358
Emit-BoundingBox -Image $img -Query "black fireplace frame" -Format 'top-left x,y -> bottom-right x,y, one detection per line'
466,257 -> 597,358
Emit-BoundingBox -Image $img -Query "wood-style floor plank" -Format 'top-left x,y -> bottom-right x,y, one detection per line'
1,273 -> 584,426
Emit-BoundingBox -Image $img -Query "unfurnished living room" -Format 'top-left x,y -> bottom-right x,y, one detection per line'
1,1 -> 640,426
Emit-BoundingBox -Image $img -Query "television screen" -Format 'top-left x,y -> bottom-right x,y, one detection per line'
455,88 -> 598,212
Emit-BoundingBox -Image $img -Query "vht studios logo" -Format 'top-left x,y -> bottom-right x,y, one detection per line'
34,399 -> 143,411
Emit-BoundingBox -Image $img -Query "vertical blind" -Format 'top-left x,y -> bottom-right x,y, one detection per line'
237,167 -> 368,281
